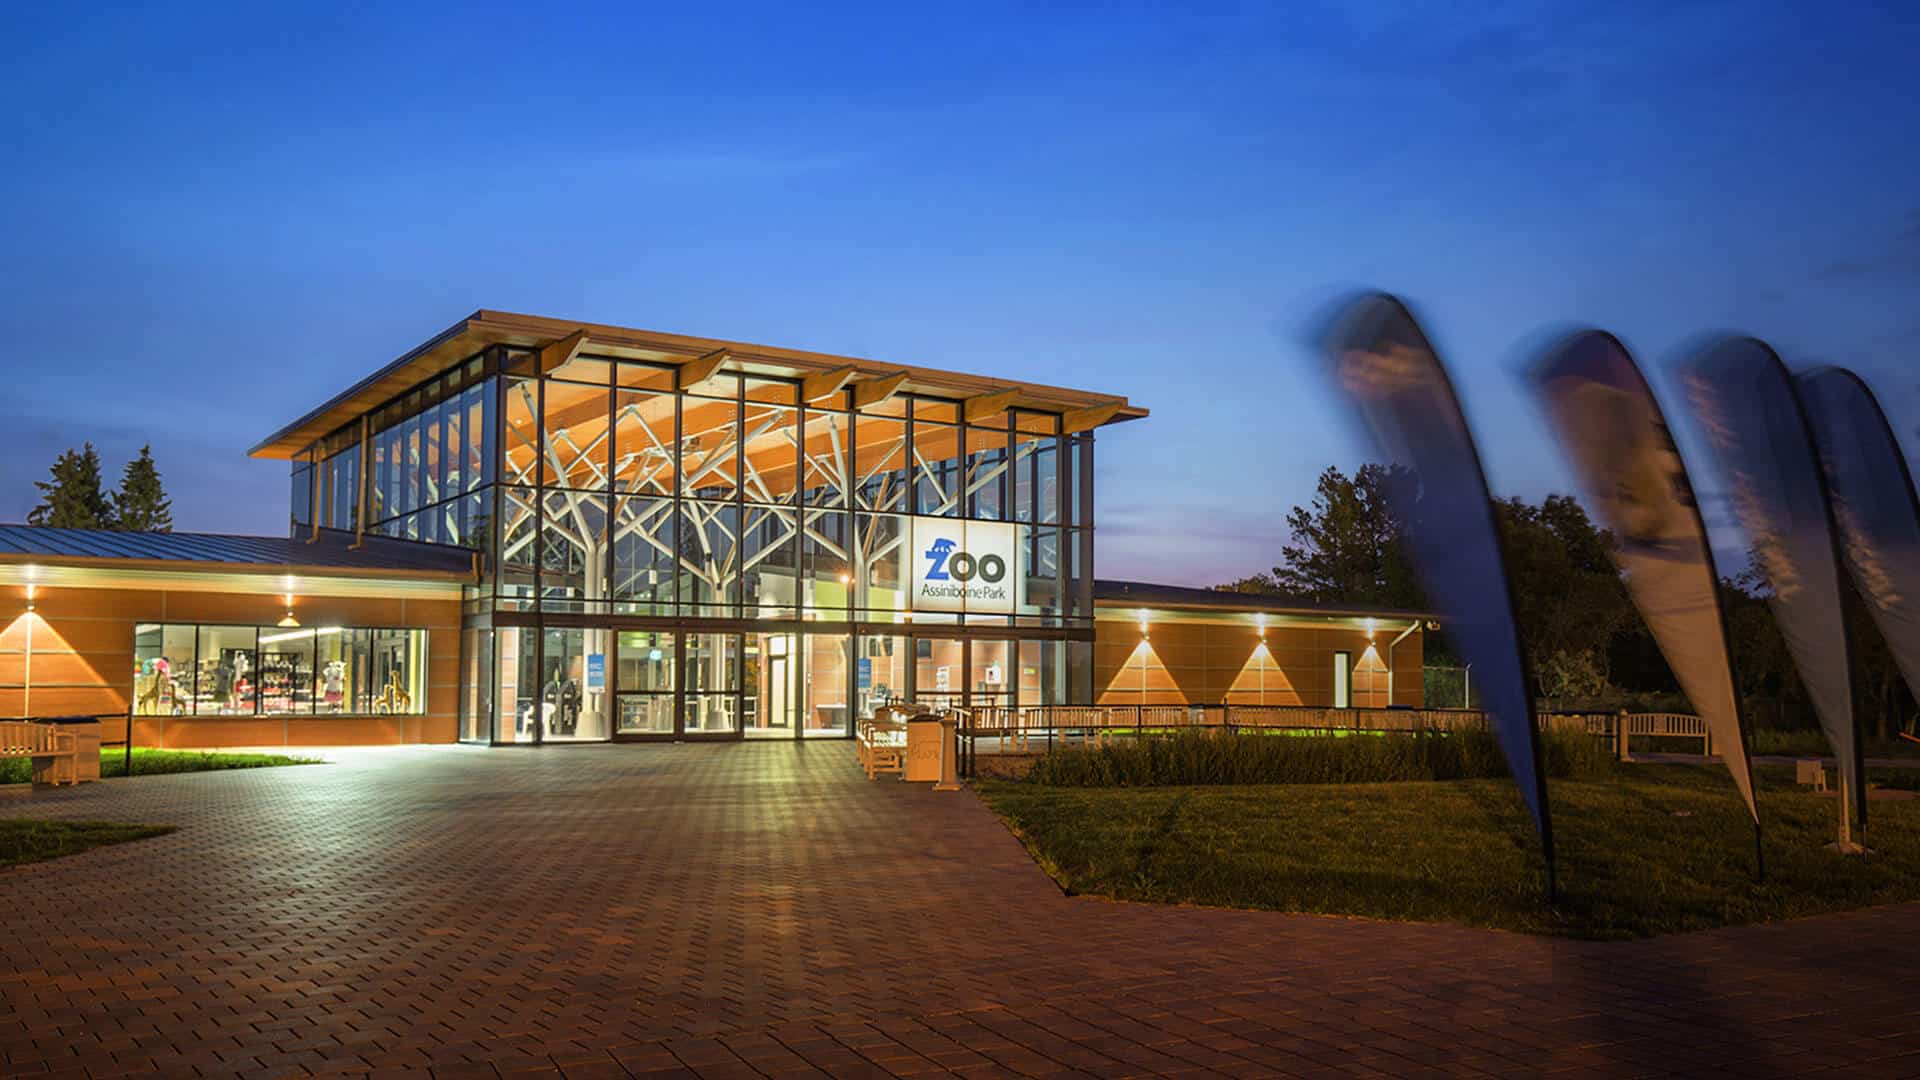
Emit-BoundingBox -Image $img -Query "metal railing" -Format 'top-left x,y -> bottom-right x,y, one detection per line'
1547,710 -> 1712,757
951,704 -> 1712,776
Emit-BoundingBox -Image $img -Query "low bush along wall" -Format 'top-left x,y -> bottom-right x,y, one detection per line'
1019,728 -> 1610,788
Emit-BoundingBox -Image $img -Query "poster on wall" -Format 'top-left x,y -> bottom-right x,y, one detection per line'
1322,291 -> 1554,875
908,519 -> 1023,614
1683,338 -> 1865,840
1529,330 -> 1758,826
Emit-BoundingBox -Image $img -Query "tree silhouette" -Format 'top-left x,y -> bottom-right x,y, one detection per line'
112,444 -> 174,532
27,443 -> 115,529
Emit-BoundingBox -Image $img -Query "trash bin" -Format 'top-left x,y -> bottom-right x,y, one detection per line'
905,718 -> 945,782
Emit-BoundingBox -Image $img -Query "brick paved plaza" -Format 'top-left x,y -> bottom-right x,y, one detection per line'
5,745 -> 1920,1078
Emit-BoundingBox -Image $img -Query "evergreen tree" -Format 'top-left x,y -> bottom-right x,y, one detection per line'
27,443 -> 115,529
1267,464 -> 1423,608
112,444 -> 174,532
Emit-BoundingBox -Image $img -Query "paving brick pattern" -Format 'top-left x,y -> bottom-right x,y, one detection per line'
4,744 -> 1920,1078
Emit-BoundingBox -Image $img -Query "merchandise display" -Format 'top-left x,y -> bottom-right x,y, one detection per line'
131,622 -> 428,717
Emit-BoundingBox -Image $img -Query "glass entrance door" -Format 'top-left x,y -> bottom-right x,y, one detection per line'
614,630 -> 745,739
970,639 -> 1014,712
803,632 -> 851,737
682,633 -> 742,737
615,630 -> 675,736
915,637 -> 966,711
746,632 -> 796,738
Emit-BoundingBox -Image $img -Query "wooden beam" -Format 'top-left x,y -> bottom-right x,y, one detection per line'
850,371 -> 910,409
677,347 -> 730,390
1061,400 -> 1124,434
537,328 -> 591,375
801,365 -> 859,403
964,388 -> 1020,424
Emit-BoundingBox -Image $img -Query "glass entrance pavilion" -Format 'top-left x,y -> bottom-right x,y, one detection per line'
253,310 -> 1147,744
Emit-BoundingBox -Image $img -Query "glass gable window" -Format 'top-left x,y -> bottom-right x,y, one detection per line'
289,461 -> 313,533
348,366 -> 496,549
913,413 -> 961,516
132,623 -> 428,717
855,402 -> 909,513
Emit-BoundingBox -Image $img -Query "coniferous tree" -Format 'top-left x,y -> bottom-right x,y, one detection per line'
27,443 -> 116,529
1267,464 -> 1422,608
112,444 -> 174,532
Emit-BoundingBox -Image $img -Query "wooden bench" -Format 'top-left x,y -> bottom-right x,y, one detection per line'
0,721 -> 79,786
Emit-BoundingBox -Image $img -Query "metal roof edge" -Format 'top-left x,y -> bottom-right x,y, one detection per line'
248,311 -> 482,458
1092,579 -> 1435,622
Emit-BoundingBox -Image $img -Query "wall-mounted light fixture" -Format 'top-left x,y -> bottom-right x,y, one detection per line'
277,575 -> 299,628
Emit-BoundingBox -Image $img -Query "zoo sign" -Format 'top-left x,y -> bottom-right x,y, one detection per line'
908,519 -> 1022,614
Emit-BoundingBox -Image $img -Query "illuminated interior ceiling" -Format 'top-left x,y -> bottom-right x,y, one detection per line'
494,375 -> 1067,602
492,376 -> 1076,500
250,309 -> 1147,461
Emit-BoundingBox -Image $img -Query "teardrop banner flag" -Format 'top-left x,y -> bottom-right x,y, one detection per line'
1798,367 -> 1920,721
1322,293 -> 1553,874
1682,339 -> 1865,843
1529,331 -> 1759,827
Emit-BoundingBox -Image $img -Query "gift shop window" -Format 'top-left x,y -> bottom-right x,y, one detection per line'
133,623 -> 428,717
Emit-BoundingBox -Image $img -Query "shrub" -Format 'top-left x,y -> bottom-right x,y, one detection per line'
1020,729 -> 1608,788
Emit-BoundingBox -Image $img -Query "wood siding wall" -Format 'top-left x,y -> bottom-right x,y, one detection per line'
1,583 -> 461,748
1092,619 -> 1424,708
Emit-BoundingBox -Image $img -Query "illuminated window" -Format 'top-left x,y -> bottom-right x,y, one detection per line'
131,623 -> 427,717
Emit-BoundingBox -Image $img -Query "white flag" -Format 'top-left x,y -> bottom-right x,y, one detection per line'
1531,331 -> 1757,823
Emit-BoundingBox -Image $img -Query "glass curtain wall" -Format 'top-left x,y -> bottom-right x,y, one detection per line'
478,356 -> 1096,630
294,347 -> 1109,742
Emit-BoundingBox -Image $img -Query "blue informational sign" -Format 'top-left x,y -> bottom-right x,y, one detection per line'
585,653 -> 606,693
856,657 -> 872,690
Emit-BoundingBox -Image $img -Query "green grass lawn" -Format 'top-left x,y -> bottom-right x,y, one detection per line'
0,820 -> 175,868
0,748 -> 323,785
978,764 -> 1920,939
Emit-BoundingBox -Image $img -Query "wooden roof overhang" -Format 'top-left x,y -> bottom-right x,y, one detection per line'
251,310 -> 1149,460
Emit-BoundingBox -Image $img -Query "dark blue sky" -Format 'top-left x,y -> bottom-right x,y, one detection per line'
3,3 -> 1916,584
